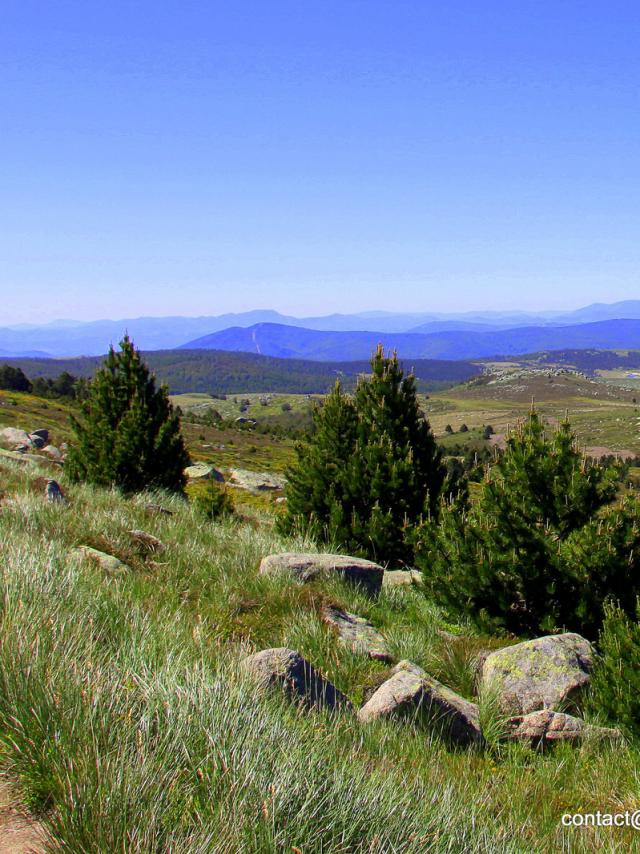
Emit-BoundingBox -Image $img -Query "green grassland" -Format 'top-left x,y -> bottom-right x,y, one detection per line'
1,457 -> 639,852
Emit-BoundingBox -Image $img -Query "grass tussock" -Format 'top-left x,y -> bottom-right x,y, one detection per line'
0,458 -> 639,851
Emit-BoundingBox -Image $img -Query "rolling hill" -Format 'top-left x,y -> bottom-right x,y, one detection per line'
0,349 -> 481,395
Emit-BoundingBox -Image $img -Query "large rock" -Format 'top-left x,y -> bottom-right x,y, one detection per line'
229,468 -> 286,492
241,647 -> 351,711
0,427 -> 31,446
259,553 -> 384,596
507,709 -> 621,748
184,462 -> 224,482
71,546 -> 130,576
358,669 -> 482,745
321,604 -> 392,662
481,633 -> 594,715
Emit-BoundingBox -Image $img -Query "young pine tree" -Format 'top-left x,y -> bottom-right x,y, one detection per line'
280,347 -> 444,564
418,411 -> 623,635
66,335 -> 189,493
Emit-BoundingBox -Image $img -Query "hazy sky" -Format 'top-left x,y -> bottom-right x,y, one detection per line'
2,1 -> 639,324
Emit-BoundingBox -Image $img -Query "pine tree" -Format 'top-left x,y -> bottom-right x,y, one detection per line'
278,380 -> 358,545
417,411 -> 627,635
66,335 -> 189,493
280,346 -> 444,563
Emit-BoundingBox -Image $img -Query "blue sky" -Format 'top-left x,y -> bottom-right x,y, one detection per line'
2,1 -> 639,323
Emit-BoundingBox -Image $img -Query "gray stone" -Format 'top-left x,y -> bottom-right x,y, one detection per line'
358,669 -> 482,745
127,529 -> 165,552
241,647 -> 351,711
184,462 -> 224,482
389,660 -> 427,678
506,709 -> 622,748
0,427 -> 31,446
259,552 -> 384,596
229,468 -> 286,492
71,546 -> 130,576
41,445 -> 62,460
481,633 -> 594,715
382,569 -> 423,588
321,604 -> 392,662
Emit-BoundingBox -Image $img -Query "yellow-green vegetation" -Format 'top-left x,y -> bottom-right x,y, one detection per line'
1,457 -> 639,852
426,369 -> 640,455
171,391 -> 316,421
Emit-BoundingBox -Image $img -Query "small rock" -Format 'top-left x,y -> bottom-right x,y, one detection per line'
507,709 -> 622,748
71,546 -> 130,576
259,552 -> 384,597
127,529 -> 165,552
481,633 -> 594,715
321,604 -> 392,662
241,647 -> 351,711
184,462 -> 224,482
382,569 -> 423,588
144,503 -> 173,516
274,496 -> 287,505
45,479 -> 66,503
358,669 -> 482,745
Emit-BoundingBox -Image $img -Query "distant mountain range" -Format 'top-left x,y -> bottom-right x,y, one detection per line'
1,300 -> 640,358
182,319 -> 640,361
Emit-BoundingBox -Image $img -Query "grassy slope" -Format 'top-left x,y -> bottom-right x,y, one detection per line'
0,459 -> 639,852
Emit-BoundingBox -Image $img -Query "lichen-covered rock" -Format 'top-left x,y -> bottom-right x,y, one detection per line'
481,633 -> 594,715
241,647 -> 351,711
382,569 -> 423,588
358,669 -> 482,745
321,604 -> 392,662
184,462 -> 224,482
259,552 -> 384,596
507,709 -> 622,748
71,546 -> 130,576
389,660 -> 427,678
127,530 -> 165,552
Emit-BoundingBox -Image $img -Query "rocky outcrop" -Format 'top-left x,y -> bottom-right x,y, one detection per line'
259,553 -> 384,596
184,463 -> 224,482
481,633 -> 594,715
321,604 -> 392,662
241,647 -> 351,711
506,709 -> 622,748
358,667 -> 482,745
71,546 -> 130,576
